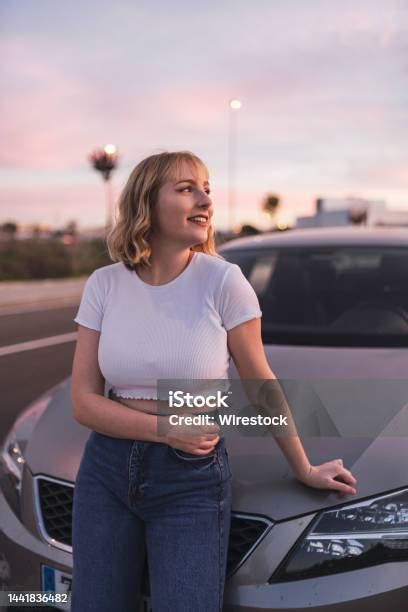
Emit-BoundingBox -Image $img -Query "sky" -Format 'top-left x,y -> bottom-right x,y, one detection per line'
1,0 -> 407,231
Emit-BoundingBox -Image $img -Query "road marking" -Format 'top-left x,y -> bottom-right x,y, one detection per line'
0,332 -> 77,357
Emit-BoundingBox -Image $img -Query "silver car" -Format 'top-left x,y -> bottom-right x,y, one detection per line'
1,226 -> 408,611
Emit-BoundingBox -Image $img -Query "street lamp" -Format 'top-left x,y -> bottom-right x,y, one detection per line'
228,99 -> 242,232
88,144 -> 119,231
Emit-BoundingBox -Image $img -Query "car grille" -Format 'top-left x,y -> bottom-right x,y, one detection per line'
36,477 -> 74,552
35,476 -> 272,579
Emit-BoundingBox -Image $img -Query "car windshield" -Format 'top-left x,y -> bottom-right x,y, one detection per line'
222,246 -> 408,347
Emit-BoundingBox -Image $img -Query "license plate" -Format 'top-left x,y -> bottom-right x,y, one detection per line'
41,565 -> 71,610
41,564 -> 152,611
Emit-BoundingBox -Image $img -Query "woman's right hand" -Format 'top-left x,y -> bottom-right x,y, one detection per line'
160,416 -> 221,455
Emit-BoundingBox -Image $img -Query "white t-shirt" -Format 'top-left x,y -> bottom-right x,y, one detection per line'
74,251 -> 262,399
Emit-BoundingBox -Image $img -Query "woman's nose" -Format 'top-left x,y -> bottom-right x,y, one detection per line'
198,201 -> 212,218
198,192 -> 212,206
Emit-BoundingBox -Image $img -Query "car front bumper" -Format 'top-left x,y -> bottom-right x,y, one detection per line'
0,485 -> 72,605
224,566 -> 408,611
2,485 -> 408,612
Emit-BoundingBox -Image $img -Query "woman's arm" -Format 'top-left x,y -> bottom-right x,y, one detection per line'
227,318 -> 357,495
71,326 -> 163,441
73,392 -> 165,441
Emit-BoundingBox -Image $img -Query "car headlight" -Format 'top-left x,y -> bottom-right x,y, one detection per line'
271,488 -> 408,582
1,430 -> 26,494
0,387 -> 56,503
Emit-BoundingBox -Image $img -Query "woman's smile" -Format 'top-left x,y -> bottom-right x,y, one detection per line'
187,214 -> 209,227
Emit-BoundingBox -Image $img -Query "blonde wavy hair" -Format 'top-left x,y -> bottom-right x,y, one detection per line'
106,150 -> 223,270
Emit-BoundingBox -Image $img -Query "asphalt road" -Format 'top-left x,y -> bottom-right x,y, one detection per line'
0,305 -> 79,441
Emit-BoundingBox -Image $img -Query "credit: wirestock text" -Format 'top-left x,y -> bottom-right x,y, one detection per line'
168,414 -> 289,426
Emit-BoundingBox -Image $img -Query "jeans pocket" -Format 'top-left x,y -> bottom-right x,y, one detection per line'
169,446 -> 217,464
168,436 -> 226,468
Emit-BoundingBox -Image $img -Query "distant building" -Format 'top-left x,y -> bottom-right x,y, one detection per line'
369,209 -> 408,227
296,197 -> 408,228
296,209 -> 351,228
315,197 -> 387,214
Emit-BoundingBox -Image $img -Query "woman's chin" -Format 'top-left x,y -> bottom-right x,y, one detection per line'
187,227 -> 208,239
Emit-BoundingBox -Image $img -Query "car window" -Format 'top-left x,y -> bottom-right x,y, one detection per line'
221,246 -> 408,347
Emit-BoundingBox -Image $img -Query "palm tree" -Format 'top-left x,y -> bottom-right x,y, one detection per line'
88,146 -> 119,231
262,193 -> 280,228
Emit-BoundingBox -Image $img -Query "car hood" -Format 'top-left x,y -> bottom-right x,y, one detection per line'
26,345 -> 408,521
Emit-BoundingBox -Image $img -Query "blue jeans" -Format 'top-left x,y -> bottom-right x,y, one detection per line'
71,430 -> 232,612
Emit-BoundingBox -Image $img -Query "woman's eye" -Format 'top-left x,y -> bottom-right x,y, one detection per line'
178,187 -> 211,195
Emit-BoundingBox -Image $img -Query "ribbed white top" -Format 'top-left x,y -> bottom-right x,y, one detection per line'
74,251 -> 262,399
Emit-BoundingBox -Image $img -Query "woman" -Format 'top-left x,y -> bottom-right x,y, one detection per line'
70,150 -> 357,612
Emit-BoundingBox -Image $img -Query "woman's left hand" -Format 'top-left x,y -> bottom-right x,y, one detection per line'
297,459 -> 357,495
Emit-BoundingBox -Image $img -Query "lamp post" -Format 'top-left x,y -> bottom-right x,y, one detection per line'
88,144 -> 119,232
228,99 -> 242,232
